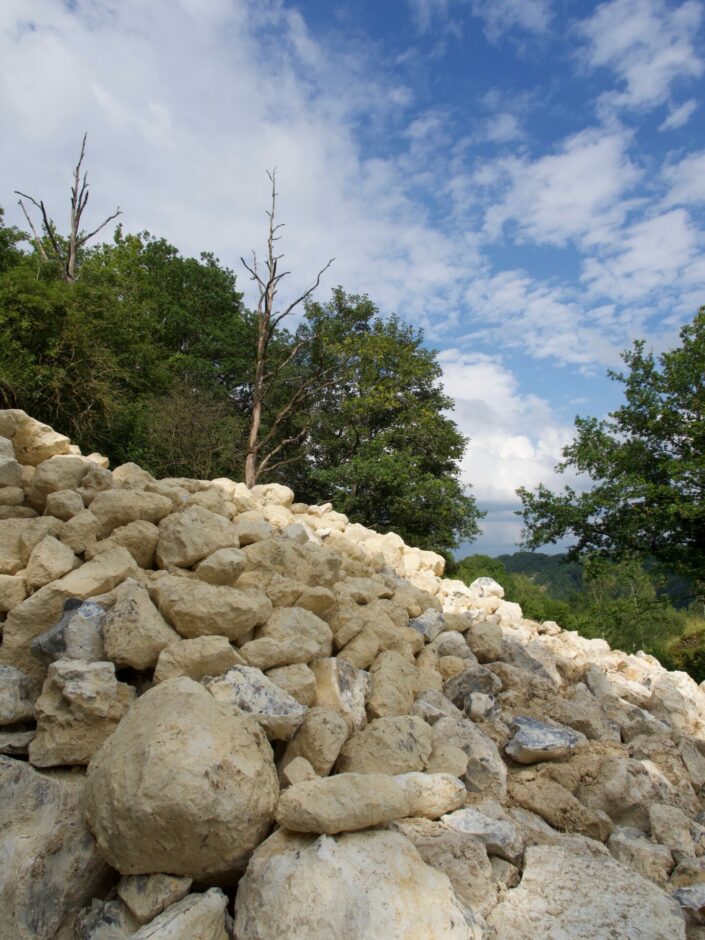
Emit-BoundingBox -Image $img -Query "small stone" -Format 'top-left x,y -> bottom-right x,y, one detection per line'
195,547 -> 247,585
153,635 -> 245,684
31,599 -> 107,664
442,806 -> 524,864
650,803 -> 696,859
432,716 -> 507,800
59,509 -> 100,555
412,689 -> 464,725
280,706 -> 350,777
266,662 -> 316,706
409,608 -> 446,641
102,578 -> 180,670
75,897 -> 140,940
444,664 -> 501,706
0,664 -> 35,725
45,489 -> 85,521
131,888 -> 228,940
0,573 -> 28,612
204,666 -> 308,740
505,716 -> 580,764
25,536 -> 77,589
310,657 -> 370,730
281,756 -> 317,786
118,873 -> 193,924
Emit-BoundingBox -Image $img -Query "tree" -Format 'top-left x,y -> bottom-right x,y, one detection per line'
240,171 -> 333,486
15,134 -> 121,282
518,308 -> 705,592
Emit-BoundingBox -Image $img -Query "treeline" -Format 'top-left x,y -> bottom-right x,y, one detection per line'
450,552 -> 705,680
0,206 -> 481,554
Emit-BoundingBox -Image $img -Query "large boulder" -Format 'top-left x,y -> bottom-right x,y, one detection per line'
234,829 -> 476,939
150,574 -> 266,641
83,677 -> 279,879
156,506 -> 241,569
0,756 -> 108,939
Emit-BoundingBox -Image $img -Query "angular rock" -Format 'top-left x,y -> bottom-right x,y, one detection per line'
59,508 -> 100,555
505,716 -> 580,764
257,605 -> 333,659
153,635 -> 245,684
444,664 -> 501,706
412,688 -> 464,725
0,728 -> 35,755
487,845 -> 686,939
281,756 -> 317,786
432,716 -> 507,800
239,634 -> 320,671
204,665 -> 308,740
151,574 -> 263,641
608,827 -> 675,885
84,677 -> 279,878
31,599 -> 107,664
650,802 -> 696,859
118,873 -> 193,925
156,506 -> 241,569
75,897 -> 139,939
195,546 -> 247,585
45,488 -> 85,520
442,805 -> 524,863
28,455 -> 89,510
132,888 -> 228,940
0,664 -> 35,724
29,659 -> 136,767
234,829 -> 475,940
280,706 -> 350,777
0,572 -> 27,611
337,715 -> 432,775
310,657 -> 371,730
0,454 -> 23,487
266,662 -> 316,706
0,756 -> 108,940
88,519 -> 160,569
409,608 -> 446,641
511,776 -> 613,842
673,884 -> 705,926
367,649 -> 419,718
90,490 -> 173,538
25,535 -> 77,589
102,578 -> 180,670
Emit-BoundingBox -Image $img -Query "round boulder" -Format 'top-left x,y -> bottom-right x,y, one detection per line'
84,677 -> 279,880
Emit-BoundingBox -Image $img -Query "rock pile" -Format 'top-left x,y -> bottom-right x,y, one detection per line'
1,409 -> 704,938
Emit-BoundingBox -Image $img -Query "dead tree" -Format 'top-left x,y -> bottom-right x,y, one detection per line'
15,133 -> 121,282
241,170 -> 334,488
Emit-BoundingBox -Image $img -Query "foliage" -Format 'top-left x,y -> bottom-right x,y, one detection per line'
518,309 -> 705,594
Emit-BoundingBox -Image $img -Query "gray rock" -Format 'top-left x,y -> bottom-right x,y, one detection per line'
0,664 -> 35,724
673,885 -> 705,925
505,716 -> 580,764
0,756 -> 109,940
444,664 -> 502,705
442,805 -> 524,864
409,609 -> 446,642
432,716 -> 507,799
412,689 -> 464,725
0,728 -> 35,755
75,898 -> 140,940
31,598 -> 106,664
132,888 -> 229,939
204,665 -> 308,740
608,827 -> 675,885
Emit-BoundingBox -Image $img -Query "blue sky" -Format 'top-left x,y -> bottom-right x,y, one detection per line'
1,0 -> 704,554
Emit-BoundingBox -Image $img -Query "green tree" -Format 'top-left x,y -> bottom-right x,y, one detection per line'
518,308 -> 705,593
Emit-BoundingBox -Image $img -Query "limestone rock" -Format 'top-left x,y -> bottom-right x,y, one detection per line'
0,728 -> 35,754
510,776 -> 613,842
75,897 -> 140,939
84,677 -> 279,878
89,519 -> 160,569
28,455 -> 90,510
409,608 -> 446,641
257,605 -> 333,659
26,535 -> 77,589
204,665 -> 308,740
280,706 -> 350,777
650,802 -> 696,859
505,715 -> 580,764
673,884 -> 705,927
367,649 -> 419,718
0,664 -> 35,724
337,715 -> 432,775
156,506 -> 241,569
117,873 -> 193,924
412,688 -> 464,724
0,572 -> 27,611
60,508 -> 100,555
90,490 -> 173,537
132,889 -> 228,940
239,634 -> 320,670
281,755 -> 317,786
608,827 -> 675,885
153,635 -> 244,683
444,664 -> 501,707
310,657 -> 371,730
31,599 -> 107,664
487,845 -> 686,939
195,546 -> 247,585
45,488 -> 85,520
0,454 -> 23,487
394,771 -> 466,817
266,662 -> 316,705
102,578 -> 180,670
276,772 -> 411,833
0,755 -> 108,940
234,829 -> 475,940
432,716 -> 507,800
29,659 -> 136,767
151,574 -> 262,641
0,410 -> 71,465
443,805 -> 524,863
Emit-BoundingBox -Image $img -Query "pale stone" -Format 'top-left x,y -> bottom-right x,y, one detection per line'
279,706 -> 350,777
89,520 -> 160,568
251,482 -> 294,506
232,517 -> 274,545
281,756 -> 317,786
470,576 -> 504,598
0,572 -> 27,611
467,692 -> 499,720
257,605 -> 333,660
487,845 -> 686,939
118,873 -> 193,924
337,715 -> 432,775
102,578 -> 180,670
26,535 -> 77,589
234,829 -> 475,940
0,410 -> 71,465
505,715 -> 580,764
310,657 -> 371,730
195,546 -> 247,585
432,716 -> 507,800
444,664 -> 501,706
131,889 -> 228,940
509,806 -> 611,860
90,490 -> 173,537
0,755 -> 108,940
367,649 -> 419,718
0,728 -> 35,754
672,858 -> 705,888
56,546 -> 137,598
650,802 -> 696,858
608,827 -> 675,885
443,806 -> 524,864
0,484 -> 24,505
204,665 -> 308,740
84,677 -> 279,878
45,488 -> 85,520
59,509 -> 100,554
29,659 -> 136,766
0,456 -> 22,488
239,634 -> 320,670
394,772 -> 466,817
276,772 -> 411,833
510,776 -> 613,842
153,635 -> 245,683
31,599 -> 107,663
151,574 -> 263,641
0,664 -> 35,724
409,608 -> 446,641
391,816 -> 498,917
266,662 -> 316,705
156,506 -> 241,569
412,688 -> 464,724
74,897 -> 140,939
680,739 -> 705,790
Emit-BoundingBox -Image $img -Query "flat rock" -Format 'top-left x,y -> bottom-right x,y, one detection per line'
118,873 -> 193,924
505,715 -> 580,764
487,844 -> 686,939
234,829 -> 476,939
204,665 -> 308,740
131,888 -> 229,940
442,805 -> 524,864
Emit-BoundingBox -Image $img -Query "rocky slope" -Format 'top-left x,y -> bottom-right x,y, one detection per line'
1,409 -> 705,938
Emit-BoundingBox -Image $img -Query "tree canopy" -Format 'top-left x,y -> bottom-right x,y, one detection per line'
518,309 -> 705,594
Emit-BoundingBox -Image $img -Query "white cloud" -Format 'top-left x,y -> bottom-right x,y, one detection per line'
481,127 -> 641,247
481,112 -> 525,143
470,0 -> 553,41
663,150 -> 705,204
659,98 -> 698,129
578,0 -> 704,114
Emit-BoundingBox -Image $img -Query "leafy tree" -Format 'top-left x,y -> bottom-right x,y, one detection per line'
518,309 -> 705,594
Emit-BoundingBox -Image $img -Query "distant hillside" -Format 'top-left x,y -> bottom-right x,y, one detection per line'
496,551 -> 583,600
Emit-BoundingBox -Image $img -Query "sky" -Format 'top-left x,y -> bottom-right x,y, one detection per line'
1,0 -> 704,554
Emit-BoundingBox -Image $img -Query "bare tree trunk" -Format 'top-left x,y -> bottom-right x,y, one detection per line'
15,134 -> 121,282
241,170 -> 333,487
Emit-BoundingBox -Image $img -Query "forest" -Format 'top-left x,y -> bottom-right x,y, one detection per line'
1,154 -> 703,677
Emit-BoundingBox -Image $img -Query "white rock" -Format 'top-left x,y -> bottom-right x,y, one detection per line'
204,665 -> 308,740
442,806 -> 524,864
132,888 -> 228,940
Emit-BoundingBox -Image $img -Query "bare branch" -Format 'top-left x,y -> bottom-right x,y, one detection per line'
15,197 -> 51,263
269,257 -> 335,331
78,208 -> 123,246
256,427 -> 308,476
